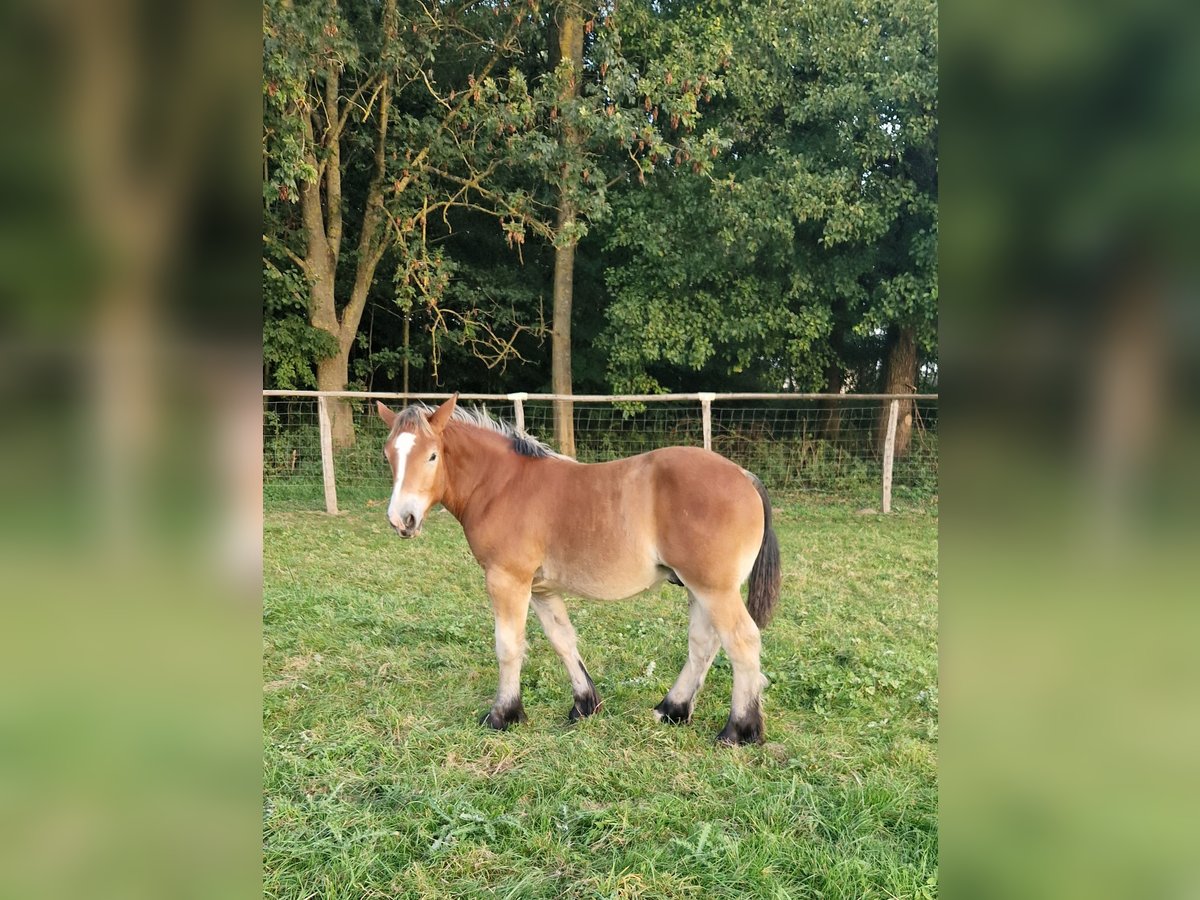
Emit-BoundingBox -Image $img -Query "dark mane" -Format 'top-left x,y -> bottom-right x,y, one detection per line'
509,433 -> 556,459
394,402 -> 566,460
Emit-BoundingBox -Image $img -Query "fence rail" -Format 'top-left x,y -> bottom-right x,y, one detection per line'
263,391 -> 938,514
262,390 -> 937,401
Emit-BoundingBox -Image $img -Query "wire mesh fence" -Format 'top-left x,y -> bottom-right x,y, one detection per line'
263,392 -> 937,511
707,399 -> 938,501
521,398 -> 706,463
263,395 -> 390,508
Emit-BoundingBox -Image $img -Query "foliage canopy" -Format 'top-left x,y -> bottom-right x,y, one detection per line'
262,0 -> 938,396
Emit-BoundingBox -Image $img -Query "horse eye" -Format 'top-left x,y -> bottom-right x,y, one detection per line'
428,452 -> 438,462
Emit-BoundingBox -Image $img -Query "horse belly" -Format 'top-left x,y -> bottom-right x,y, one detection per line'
534,549 -> 665,601
533,464 -> 668,600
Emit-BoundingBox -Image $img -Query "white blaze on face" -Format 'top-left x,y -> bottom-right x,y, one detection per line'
387,432 -> 417,526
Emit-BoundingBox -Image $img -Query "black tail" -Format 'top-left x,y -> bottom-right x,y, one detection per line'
746,474 -> 782,628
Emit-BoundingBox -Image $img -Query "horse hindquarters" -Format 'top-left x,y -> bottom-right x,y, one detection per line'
650,456 -> 773,745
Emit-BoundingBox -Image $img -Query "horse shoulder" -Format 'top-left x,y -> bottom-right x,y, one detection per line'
460,459 -> 557,570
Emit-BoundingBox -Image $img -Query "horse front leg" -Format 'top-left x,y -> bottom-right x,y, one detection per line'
481,568 -> 531,730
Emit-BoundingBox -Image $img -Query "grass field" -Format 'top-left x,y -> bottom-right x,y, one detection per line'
264,496 -> 938,899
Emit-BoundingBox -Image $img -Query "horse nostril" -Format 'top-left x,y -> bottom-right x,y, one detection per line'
402,513 -> 416,531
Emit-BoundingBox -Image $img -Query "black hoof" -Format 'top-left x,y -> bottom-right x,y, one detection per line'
481,699 -> 526,731
568,662 -> 601,722
653,697 -> 692,725
716,711 -> 764,746
568,690 -> 602,722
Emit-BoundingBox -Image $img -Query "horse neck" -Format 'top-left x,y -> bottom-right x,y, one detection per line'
439,423 -> 513,521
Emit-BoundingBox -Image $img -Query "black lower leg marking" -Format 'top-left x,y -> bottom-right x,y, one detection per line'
653,696 -> 693,725
569,662 -> 602,722
481,697 -> 527,730
716,699 -> 764,746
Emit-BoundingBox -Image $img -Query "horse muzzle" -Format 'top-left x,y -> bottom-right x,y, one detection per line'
388,487 -> 432,537
397,512 -> 422,538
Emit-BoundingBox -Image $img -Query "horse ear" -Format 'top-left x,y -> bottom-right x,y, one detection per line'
428,393 -> 458,433
376,401 -> 397,428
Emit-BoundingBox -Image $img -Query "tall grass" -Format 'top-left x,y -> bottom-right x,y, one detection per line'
264,498 -> 938,898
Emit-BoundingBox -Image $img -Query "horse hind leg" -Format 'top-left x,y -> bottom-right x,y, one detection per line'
654,593 -> 720,725
700,588 -> 766,745
531,592 -> 601,722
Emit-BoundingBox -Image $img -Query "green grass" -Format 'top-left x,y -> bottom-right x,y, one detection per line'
264,497 -> 938,899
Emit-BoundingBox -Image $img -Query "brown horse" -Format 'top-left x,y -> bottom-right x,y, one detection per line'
377,394 -> 781,745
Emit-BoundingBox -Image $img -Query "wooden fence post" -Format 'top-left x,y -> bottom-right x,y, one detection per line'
317,395 -> 339,515
881,398 -> 899,514
698,392 -> 715,451
508,392 -> 528,433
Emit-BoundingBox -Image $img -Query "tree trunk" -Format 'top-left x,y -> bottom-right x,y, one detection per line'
297,15 -> 394,452
820,363 -> 845,444
550,3 -> 584,459
316,348 -> 355,450
305,226 -> 355,446
402,313 -> 410,395
878,325 -> 917,457
551,214 -> 577,457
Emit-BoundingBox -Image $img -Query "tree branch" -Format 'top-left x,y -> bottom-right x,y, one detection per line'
421,165 -> 556,242
391,8 -> 528,199
324,70 -> 343,265
298,101 -> 329,281
331,74 -> 380,149
338,0 -> 397,348
264,233 -> 309,275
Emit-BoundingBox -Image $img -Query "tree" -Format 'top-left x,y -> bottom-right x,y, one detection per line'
264,0 -> 727,452
548,2 -> 585,456
602,0 -> 937,418
262,0 -> 938,425
264,0 -> 398,446
264,0 -> 536,446
436,0 -> 730,453
878,324 -> 918,452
